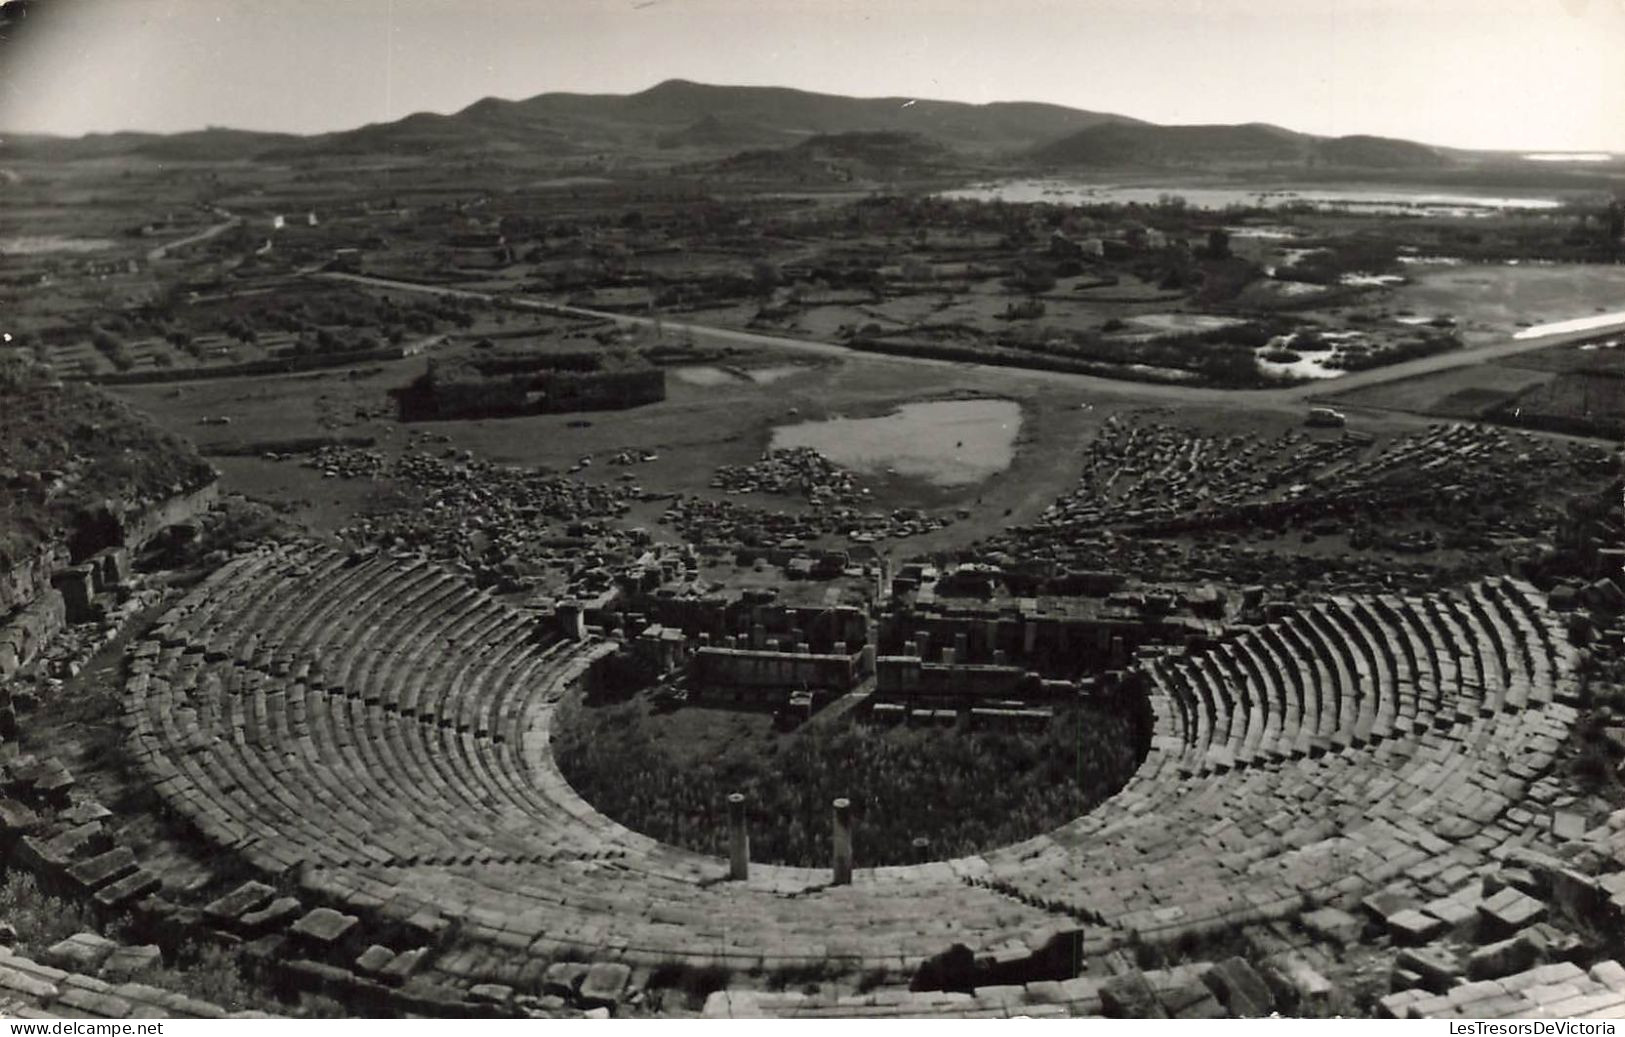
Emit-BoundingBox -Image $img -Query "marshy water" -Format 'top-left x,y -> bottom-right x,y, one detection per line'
771,398 -> 1021,487
938,180 -> 1562,217
0,235 -> 118,255
1513,311 -> 1625,340
673,364 -> 812,387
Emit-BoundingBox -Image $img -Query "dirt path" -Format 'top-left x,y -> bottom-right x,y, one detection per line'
146,207 -> 241,261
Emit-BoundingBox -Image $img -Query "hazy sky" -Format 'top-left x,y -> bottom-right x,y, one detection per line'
1,0 -> 1622,151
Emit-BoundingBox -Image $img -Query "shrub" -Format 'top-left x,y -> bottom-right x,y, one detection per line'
553,697 -> 1147,868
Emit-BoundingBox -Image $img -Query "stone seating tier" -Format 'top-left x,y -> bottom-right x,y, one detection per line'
123,546 -> 1582,973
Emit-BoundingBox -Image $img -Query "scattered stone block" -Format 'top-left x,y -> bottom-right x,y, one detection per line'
380,949 -> 427,985
42,822 -> 111,862
65,846 -> 136,890
238,896 -> 302,936
290,907 -> 359,946
53,987 -> 132,1018
1300,906 -> 1362,946
1101,971 -> 1166,1018
1390,967 -> 1425,993
1479,886 -> 1546,937
1156,978 -> 1224,1018
1552,812 -> 1588,842
577,962 -> 631,1009
354,945 -> 395,976
42,933 -> 116,973
0,798 -> 40,834
1486,867 -> 1541,898
1396,945 -> 1462,994
1421,897 -> 1479,932
62,800 -> 113,826
1524,922 -> 1584,961
1387,909 -> 1447,945
1378,988 -> 1428,1019
470,982 -> 514,1006
203,880 -> 275,924
1202,957 -> 1274,1018
93,868 -> 161,910
101,945 -> 163,981
1360,889 -> 1414,925
0,963 -> 60,1001
1589,960 -> 1625,992
1467,934 -> 1539,981
541,962 -> 589,999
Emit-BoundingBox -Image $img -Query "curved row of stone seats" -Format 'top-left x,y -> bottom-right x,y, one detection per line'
121,550 -> 1583,970
0,944 -> 248,1018
125,546 -> 1072,968
971,579 -> 1580,947
1384,960 -> 1625,1019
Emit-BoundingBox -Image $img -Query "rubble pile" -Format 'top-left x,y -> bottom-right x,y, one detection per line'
301,444 -> 389,479
974,418 -> 1619,596
663,493 -> 950,549
711,447 -> 871,505
338,452 -> 645,598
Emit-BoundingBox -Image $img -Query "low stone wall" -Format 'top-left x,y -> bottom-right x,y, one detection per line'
692,646 -> 862,691
876,656 -> 1031,699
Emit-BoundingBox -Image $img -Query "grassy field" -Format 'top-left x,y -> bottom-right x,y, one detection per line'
1330,364 -> 1555,417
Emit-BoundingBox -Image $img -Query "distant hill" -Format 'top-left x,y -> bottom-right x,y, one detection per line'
269,79 -> 1142,160
708,131 -> 957,182
3,79 -> 1459,172
1312,134 -> 1448,169
1031,121 -> 1448,170
0,127 -> 301,162
656,114 -> 795,150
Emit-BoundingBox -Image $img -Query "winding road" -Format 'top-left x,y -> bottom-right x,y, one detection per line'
145,207 -> 242,262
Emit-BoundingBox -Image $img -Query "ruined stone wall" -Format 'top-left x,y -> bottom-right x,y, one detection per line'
875,656 -> 1031,699
116,481 -> 220,554
0,589 -> 66,681
645,599 -> 870,651
1,479 -> 217,673
1,543 -> 72,616
878,610 -> 1197,672
692,646 -> 860,690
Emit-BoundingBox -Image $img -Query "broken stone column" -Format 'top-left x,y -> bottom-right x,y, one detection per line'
556,603 -> 586,641
954,632 -> 969,662
832,798 -> 853,885
101,547 -> 130,589
916,631 -> 931,660
728,793 -> 749,880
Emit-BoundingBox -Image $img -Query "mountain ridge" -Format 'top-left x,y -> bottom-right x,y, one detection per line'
0,78 -> 1463,170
